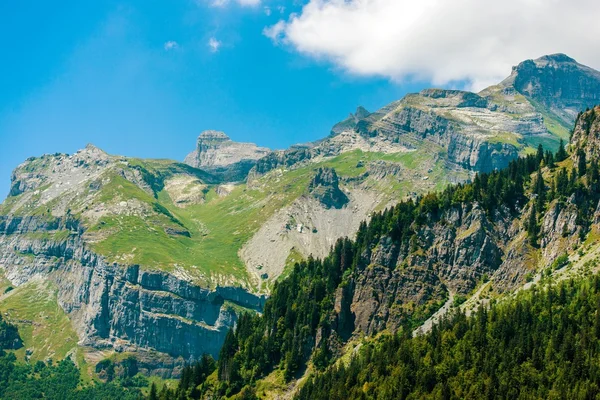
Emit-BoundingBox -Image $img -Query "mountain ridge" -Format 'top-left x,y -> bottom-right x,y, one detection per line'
1,54 -> 600,382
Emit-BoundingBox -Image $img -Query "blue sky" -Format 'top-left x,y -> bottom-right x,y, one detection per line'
2,0 -> 599,201
0,0 -> 422,200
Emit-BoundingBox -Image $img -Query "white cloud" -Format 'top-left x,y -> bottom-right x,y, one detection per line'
264,6 -> 272,16
263,21 -> 286,42
208,37 -> 222,52
163,41 -> 179,51
265,0 -> 600,90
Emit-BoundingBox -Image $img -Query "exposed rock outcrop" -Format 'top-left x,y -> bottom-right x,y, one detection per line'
330,106 -> 371,136
571,106 -> 600,162
0,215 -> 265,374
184,131 -> 270,182
331,193 -> 588,339
308,168 -> 348,209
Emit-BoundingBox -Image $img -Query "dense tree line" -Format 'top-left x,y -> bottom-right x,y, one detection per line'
297,275 -> 600,400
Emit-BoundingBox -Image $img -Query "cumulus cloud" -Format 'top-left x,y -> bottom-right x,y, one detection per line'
265,0 -> 600,90
163,41 -> 179,51
208,37 -> 222,52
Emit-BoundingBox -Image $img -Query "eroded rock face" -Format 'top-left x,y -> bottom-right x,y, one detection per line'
0,215 -> 265,374
571,106 -> 600,163
184,131 -> 270,181
308,168 -> 348,209
331,194 -> 590,339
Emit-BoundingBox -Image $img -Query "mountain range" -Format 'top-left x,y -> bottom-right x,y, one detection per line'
1,53 -> 600,387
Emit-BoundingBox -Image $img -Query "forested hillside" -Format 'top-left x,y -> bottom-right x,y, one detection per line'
159,107 -> 600,399
297,275 -> 600,399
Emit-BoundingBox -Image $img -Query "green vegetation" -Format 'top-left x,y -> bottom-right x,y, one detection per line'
298,275 -> 600,400
0,314 -> 141,399
487,131 -> 522,148
147,354 -> 217,399
551,254 -> 570,271
281,247 -> 304,281
86,145 -> 454,289
0,281 -> 82,367
169,134 -> 600,398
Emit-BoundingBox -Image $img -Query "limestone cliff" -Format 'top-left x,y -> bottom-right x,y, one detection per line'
0,146 -> 266,376
184,130 -> 270,182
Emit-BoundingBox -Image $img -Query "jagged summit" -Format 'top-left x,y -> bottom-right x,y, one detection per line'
330,106 -> 371,136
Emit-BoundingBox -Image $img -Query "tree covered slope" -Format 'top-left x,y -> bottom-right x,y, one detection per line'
168,106 -> 600,399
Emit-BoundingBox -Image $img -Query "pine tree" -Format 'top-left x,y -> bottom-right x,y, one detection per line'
545,150 -> 555,169
149,383 -> 158,400
556,138 -> 567,162
536,144 -> 544,165
527,204 -> 539,246
578,149 -> 587,177
534,169 -> 546,210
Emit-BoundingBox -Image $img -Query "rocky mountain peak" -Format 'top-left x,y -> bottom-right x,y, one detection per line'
184,130 -> 271,182
355,106 -> 370,119
80,143 -> 109,159
509,53 -> 600,123
308,167 -> 349,209
197,130 -> 231,143
536,53 -> 577,64
330,106 -> 371,136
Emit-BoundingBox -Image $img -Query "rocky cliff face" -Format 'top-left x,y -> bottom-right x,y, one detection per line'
352,88 -> 548,173
571,105 -> 600,162
332,194 -> 586,339
308,168 -> 348,209
0,214 -> 265,374
184,131 -> 270,182
0,146 -> 266,376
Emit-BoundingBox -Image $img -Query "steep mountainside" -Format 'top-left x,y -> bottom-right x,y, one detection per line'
0,54 -> 599,380
173,106 -> 600,399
